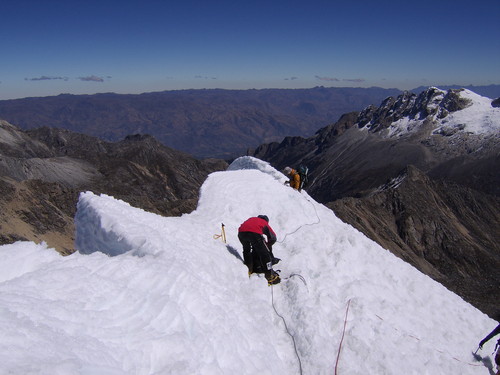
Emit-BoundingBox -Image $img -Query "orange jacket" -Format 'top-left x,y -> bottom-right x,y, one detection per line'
288,169 -> 301,190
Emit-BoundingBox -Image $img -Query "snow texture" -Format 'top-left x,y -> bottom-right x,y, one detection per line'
0,156 -> 497,375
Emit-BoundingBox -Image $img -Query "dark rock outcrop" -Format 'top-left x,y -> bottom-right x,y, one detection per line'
255,88 -> 499,199
329,166 -> 500,315
0,121 -> 227,254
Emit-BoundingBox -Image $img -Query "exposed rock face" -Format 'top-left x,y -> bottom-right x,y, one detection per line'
0,121 -> 227,254
0,178 -> 77,255
255,88 -> 499,199
357,88 -> 473,133
329,166 -> 500,315
253,88 -> 500,317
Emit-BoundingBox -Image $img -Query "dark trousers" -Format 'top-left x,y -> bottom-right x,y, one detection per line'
237,231 -> 273,276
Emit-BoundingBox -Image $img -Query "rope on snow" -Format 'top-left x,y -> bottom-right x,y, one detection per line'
334,298 -> 351,375
270,284 -> 303,375
277,197 -> 321,244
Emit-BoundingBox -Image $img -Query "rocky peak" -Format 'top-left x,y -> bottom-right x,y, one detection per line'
0,121 -> 228,254
357,90 -> 418,131
0,120 -> 52,158
314,87 -> 498,146
439,89 -> 473,114
356,87 -> 478,135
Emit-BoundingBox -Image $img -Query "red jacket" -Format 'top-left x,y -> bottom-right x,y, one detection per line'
238,217 -> 277,244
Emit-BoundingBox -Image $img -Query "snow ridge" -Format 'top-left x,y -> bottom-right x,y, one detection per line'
0,156 -> 496,375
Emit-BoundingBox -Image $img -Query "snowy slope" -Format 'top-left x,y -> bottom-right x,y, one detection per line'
0,156 -> 497,375
436,89 -> 500,134
385,88 -> 500,137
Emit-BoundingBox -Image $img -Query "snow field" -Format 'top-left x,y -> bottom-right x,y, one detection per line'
0,156 -> 496,374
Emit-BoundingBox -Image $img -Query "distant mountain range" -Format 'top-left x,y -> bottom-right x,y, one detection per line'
2,85 -> 498,159
1,85 -> 498,159
0,87 -> 410,158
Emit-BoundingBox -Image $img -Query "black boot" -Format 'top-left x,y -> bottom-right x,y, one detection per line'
266,270 -> 281,285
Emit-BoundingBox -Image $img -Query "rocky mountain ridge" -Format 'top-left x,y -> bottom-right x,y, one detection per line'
255,88 -> 499,200
0,120 -> 227,254
411,84 -> 500,99
253,87 -> 500,317
330,165 -> 499,316
358,87 -> 498,138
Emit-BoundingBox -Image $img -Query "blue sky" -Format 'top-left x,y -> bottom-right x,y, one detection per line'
1,0 -> 499,100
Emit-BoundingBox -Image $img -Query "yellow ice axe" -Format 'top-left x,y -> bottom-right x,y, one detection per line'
213,223 -> 226,243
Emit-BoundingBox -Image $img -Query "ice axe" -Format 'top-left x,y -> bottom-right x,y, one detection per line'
472,345 -> 484,362
213,223 -> 226,243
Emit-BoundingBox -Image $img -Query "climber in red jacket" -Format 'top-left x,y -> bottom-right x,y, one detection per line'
238,215 -> 280,285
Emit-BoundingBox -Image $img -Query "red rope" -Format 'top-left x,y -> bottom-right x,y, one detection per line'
334,299 -> 351,374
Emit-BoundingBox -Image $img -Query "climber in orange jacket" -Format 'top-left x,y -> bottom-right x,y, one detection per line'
284,167 -> 301,190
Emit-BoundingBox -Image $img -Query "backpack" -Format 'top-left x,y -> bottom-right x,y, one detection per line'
297,165 -> 309,190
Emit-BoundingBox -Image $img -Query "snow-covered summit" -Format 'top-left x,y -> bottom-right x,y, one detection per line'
433,88 -> 500,135
0,156 -> 497,374
357,87 -> 500,138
